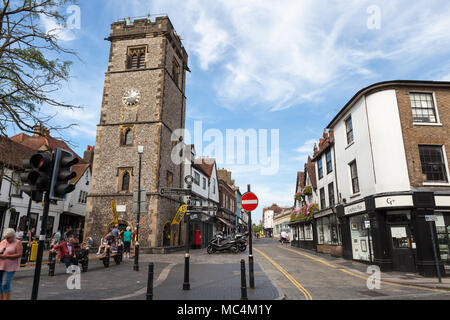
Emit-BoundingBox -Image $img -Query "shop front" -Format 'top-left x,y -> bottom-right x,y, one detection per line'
189,212 -> 215,249
289,220 -> 316,251
315,208 -> 343,257
338,192 -> 450,277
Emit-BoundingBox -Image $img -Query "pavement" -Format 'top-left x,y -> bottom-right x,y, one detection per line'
253,238 -> 450,300
11,248 -> 281,300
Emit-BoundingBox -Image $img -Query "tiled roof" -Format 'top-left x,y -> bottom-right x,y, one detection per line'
10,133 -> 86,163
304,156 -> 317,190
263,204 -> 283,214
70,163 -> 91,184
193,157 -> 216,178
0,136 -> 35,169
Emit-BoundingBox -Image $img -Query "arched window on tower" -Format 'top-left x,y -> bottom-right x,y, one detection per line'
128,47 -> 146,69
122,172 -> 130,192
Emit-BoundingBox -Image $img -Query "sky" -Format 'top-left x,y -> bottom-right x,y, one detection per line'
10,0 -> 450,224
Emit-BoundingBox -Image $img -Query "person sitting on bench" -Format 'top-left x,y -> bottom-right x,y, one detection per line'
96,236 -> 108,255
51,237 -> 78,268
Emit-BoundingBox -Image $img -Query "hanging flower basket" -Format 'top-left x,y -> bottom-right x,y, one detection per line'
294,192 -> 302,201
303,186 -> 312,195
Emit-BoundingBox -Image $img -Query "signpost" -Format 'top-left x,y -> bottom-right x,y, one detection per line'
188,205 -> 218,212
159,188 -> 192,196
241,186 -> 258,289
426,215 -> 442,283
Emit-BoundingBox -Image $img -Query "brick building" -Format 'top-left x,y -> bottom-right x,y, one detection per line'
217,169 -> 236,234
84,16 -> 189,248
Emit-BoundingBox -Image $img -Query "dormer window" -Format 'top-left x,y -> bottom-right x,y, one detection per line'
127,47 -> 146,69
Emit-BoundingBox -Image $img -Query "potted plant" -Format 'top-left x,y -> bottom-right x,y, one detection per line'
294,192 -> 302,201
303,186 -> 312,195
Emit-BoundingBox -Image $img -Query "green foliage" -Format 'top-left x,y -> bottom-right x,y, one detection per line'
252,224 -> 262,233
303,186 -> 313,195
0,0 -> 79,136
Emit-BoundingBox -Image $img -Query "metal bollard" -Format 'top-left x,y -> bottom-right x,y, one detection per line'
240,259 -> 248,300
146,262 -> 154,300
118,244 -> 123,263
103,246 -> 110,268
249,255 -> 255,289
48,250 -> 56,276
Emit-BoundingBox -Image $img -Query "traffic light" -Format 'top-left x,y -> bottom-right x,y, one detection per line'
21,152 -> 53,201
49,148 -> 79,201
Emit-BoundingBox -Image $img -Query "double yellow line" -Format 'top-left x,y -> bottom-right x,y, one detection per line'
280,245 -> 448,293
254,247 -> 312,300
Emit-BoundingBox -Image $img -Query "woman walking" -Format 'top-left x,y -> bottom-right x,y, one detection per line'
0,228 -> 23,300
123,226 -> 132,259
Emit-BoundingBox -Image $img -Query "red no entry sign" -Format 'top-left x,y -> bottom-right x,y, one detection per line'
241,192 -> 258,212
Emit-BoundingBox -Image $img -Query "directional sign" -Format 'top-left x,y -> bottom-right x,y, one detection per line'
241,192 -> 258,212
425,215 -> 438,222
188,205 -> 218,212
159,188 -> 192,196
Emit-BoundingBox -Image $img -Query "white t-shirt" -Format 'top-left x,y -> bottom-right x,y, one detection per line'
281,231 -> 288,238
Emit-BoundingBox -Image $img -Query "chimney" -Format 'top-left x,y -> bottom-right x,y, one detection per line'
83,145 -> 95,164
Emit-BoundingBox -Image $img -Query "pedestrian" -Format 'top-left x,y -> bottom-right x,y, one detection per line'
123,226 -> 132,259
51,237 -> 78,268
0,228 -> 23,300
96,236 -> 108,255
63,226 -> 73,242
51,230 -> 61,247
111,224 -> 120,239
280,229 -> 289,246
15,228 -> 24,241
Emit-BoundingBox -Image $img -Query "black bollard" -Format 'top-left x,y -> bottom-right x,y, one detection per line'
104,246 -> 110,268
249,255 -> 255,289
183,253 -> 190,290
81,248 -> 89,273
118,244 -> 123,263
146,262 -> 154,300
48,250 -> 56,276
240,259 -> 248,300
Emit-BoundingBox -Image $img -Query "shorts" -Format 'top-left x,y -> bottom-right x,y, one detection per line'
0,271 -> 16,294
123,241 -> 131,253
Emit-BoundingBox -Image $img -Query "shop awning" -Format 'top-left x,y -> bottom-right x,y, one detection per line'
217,216 -> 235,228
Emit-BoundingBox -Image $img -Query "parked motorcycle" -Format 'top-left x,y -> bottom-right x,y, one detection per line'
207,233 -> 240,254
233,233 -> 248,252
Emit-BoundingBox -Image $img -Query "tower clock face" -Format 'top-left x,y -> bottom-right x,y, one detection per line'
122,89 -> 141,106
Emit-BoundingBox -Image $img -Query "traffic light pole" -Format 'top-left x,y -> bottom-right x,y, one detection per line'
247,184 -> 255,289
31,155 -> 54,300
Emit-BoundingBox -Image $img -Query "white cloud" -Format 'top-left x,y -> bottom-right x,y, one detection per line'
130,0 -> 450,111
40,14 -> 77,41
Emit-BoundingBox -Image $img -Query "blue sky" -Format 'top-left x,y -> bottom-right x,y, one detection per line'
11,0 -> 450,223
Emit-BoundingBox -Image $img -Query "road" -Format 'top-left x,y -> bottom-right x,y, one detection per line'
253,238 -> 450,300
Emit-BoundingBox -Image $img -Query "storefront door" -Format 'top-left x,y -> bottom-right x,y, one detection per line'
389,224 -> 416,273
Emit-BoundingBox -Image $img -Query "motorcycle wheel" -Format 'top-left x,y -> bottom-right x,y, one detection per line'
207,245 -> 216,254
231,246 -> 239,254
239,245 -> 246,252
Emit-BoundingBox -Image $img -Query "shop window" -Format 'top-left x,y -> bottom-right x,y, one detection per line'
390,226 -> 410,249
350,214 -> 372,262
202,177 -> 206,190
345,116 -> 354,145
349,160 -> 360,194
410,92 -> 437,123
418,145 -> 448,183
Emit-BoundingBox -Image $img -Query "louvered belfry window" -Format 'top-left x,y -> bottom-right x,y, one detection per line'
128,47 -> 146,69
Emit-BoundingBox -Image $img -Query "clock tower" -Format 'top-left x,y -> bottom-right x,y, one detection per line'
84,16 -> 189,248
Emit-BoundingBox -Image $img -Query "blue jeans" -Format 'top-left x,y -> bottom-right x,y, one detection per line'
0,271 -> 15,294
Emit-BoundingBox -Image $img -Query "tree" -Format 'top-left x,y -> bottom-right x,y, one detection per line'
252,223 -> 262,233
0,0 -> 78,137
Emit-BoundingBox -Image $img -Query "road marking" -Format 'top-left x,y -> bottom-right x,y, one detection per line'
105,263 -> 176,300
279,245 -> 448,293
254,247 -> 312,300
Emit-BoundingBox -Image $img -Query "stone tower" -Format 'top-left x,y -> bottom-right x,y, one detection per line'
84,16 -> 188,248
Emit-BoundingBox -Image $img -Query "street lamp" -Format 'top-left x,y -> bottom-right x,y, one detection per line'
134,145 -> 144,271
